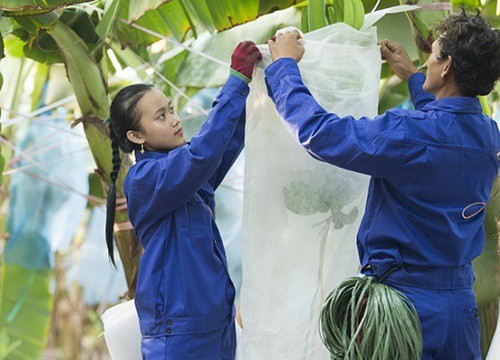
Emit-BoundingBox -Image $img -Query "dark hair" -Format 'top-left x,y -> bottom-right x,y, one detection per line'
106,83 -> 153,266
436,11 -> 500,97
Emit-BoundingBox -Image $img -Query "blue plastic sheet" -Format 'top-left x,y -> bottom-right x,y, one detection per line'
67,206 -> 127,305
6,108 -> 88,270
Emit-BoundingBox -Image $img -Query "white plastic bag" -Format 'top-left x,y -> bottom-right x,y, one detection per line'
101,300 -> 142,360
239,22 -> 380,360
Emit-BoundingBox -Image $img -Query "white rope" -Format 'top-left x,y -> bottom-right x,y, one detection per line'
1,95 -> 76,127
0,136 -> 45,171
123,51 -> 210,116
23,169 -> 105,205
1,145 -> 103,205
371,0 -> 382,13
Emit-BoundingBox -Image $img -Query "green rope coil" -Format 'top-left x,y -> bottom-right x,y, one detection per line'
319,276 -> 423,359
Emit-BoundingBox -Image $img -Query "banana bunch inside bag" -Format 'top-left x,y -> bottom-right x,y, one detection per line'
239,5 -> 421,360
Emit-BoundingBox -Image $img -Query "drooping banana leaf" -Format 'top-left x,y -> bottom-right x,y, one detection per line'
99,0 -> 301,48
0,0 -> 92,16
184,0 -> 299,32
150,45 -> 189,97
107,0 -> 194,47
11,8 -> 102,65
175,7 -> 301,88
452,0 -> 500,28
0,264 -> 52,360
399,0 -> 451,64
14,11 -> 108,117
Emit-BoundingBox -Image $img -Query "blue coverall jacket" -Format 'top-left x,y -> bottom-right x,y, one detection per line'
265,58 -> 500,359
124,75 -> 248,358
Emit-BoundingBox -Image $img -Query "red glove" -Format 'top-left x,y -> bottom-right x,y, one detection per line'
231,41 -> 262,81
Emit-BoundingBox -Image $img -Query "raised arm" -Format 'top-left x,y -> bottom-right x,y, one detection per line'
265,58 -> 406,179
126,41 -> 262,220
126,75 -> 249,221
208,106 -> 245,190
407,72 -> 435,110
379,40 -> 434,110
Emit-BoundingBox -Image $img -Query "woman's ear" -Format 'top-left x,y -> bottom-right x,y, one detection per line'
441,55 -> 453,78
126,130 -> 145,145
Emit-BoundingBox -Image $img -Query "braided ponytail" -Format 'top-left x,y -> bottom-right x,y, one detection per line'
105,83 -> 153,267
106,122 -> 121,267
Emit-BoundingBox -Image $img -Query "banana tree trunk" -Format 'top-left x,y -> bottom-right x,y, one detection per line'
27,13 -> 142,298
81,117 -> 142,298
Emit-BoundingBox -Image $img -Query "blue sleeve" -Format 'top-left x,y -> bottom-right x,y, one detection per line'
208,107 -> 245,190
408,72 -> 435,110
129,75 -> 249,219
264,58 -> 406,179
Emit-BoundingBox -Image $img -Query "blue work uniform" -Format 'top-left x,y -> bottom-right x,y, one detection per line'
124,75 -> 249,360
265,58 -> 500,359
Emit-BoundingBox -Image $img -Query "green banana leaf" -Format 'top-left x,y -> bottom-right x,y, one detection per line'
11,8 -> 102,64
32,12 -> 108,118
474,176 -> 500,306
100,0 -> 299,47
30,62 -> 49,110
0,29 -> 4,187
399,0 -> 450,64
106,0 -> 194,47
452,0 -> 482,7
0,263 -> 52,360
0,0 -> 91,16
175,7 -> 301,88
152,45 -> 189,97
183,0 -> 299,32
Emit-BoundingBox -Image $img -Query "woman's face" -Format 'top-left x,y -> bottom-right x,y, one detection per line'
127,88 -> 186,152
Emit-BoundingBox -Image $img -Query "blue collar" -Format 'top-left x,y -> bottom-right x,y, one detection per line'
134,143 -> 189,162
135,150 -> 165,162
422,97 -> 482,114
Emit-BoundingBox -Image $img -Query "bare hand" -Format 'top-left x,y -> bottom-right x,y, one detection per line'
379,40 -> 418,81
267,31 -> 305,63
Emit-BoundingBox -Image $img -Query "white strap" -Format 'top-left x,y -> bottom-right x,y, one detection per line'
362,3 -> 452,31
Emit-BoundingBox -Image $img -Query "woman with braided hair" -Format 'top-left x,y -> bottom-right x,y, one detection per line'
105,41 -> 261,359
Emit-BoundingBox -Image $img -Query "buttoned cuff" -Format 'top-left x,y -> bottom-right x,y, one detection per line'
223,74 -> 250,100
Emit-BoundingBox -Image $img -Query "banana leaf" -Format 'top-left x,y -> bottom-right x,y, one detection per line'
474,176 -> 500,306
184,0 -> 298,31
107,0 -> 194,47
0,30 -> 4,187
34,13 -> 109,118
175,7 -> 301,88
0,0 -> 92,16
0,264 -> 52,360
399,0 -> 451,64
0,106 -> 88,359
100,0 -> 300,48
11,8 -> 102,64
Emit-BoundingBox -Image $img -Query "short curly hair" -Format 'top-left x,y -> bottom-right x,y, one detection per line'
436,11 -> 500,97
